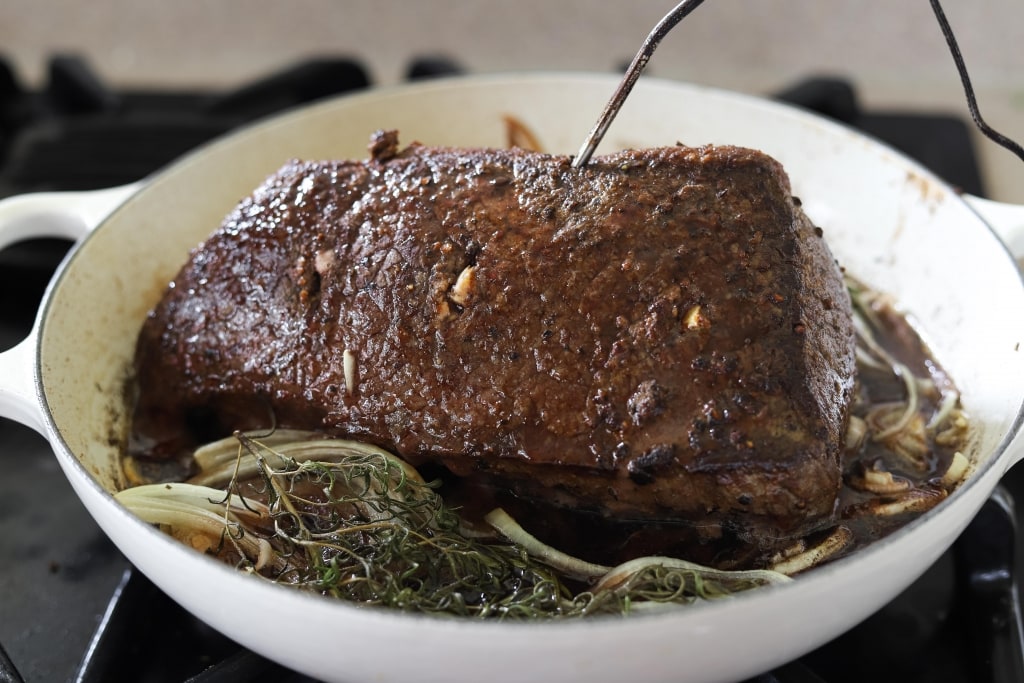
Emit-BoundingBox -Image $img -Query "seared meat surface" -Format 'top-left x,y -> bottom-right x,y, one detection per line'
131,130 -> 856,542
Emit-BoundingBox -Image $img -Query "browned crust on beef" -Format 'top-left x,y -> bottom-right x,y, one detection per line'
131,131 -> 856,540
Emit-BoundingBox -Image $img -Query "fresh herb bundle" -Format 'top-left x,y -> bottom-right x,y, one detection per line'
117,432 -> 790,619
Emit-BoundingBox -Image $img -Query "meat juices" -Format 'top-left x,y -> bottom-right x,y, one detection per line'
131,130 -> 856,545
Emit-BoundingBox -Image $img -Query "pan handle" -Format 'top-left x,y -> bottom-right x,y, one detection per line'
0,183 -> 141,250
0,183 -> 141,435
962,194 -> 1024,268
0,336 -> 44,434
963,194 -> 1024,472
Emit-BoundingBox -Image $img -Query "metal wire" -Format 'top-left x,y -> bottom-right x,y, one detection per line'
571,0 -> 707,168
574,0 -> 1023,170
930,0 -> 1024,164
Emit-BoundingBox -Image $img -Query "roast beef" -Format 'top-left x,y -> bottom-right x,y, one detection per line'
130,130 -> 856,542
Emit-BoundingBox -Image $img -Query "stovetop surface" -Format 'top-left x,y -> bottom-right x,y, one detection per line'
0,56 -> 1021,683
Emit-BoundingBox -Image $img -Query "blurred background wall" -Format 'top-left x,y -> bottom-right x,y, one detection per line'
2,0 -> 1022,202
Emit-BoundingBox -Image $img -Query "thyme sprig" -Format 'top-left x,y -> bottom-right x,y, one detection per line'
117,433 -> 791,619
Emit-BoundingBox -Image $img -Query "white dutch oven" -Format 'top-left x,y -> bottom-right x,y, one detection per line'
0,74 -> 1022,683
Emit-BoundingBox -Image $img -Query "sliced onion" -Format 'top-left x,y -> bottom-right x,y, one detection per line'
770,526 -> 853,576
484,507 -> 610,581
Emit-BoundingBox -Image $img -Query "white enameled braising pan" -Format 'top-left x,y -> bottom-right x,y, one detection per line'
0,74 -> 1022,683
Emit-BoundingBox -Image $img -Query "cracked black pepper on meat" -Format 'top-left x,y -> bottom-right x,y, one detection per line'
129,130 -> 857,551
